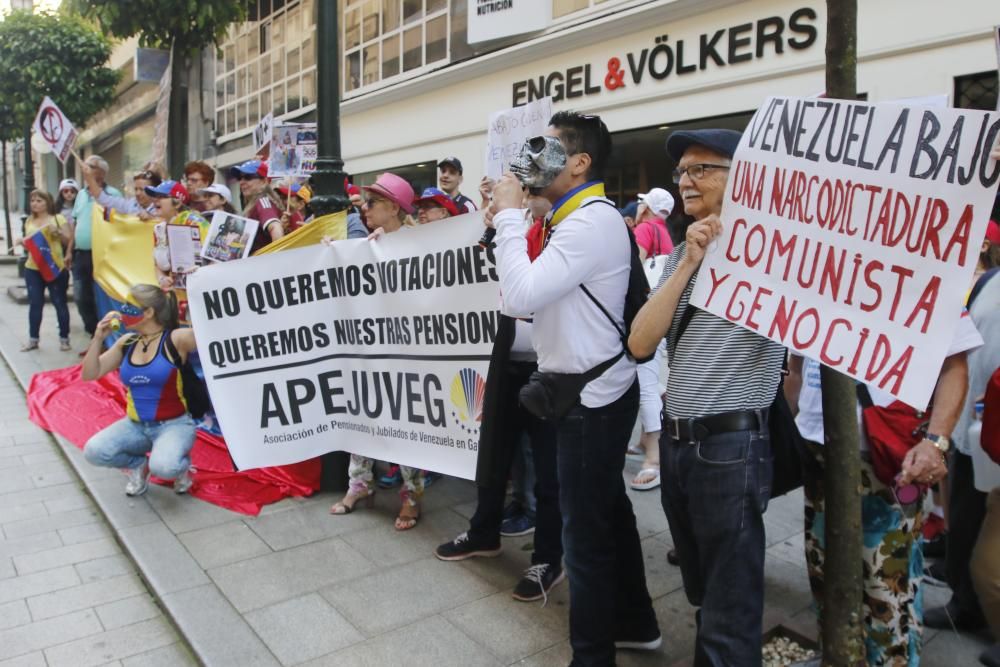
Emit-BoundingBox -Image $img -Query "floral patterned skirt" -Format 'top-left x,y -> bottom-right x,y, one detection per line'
803,441 -> 925,667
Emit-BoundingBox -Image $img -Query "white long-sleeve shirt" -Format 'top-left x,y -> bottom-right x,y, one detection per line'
493,197 -> 635,408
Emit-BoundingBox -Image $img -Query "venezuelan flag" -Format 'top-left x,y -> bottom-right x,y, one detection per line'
23,229 -> 64,282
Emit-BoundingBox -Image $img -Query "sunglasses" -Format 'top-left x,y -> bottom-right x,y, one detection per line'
135,170 -> 156,180
365,195 -> 387,207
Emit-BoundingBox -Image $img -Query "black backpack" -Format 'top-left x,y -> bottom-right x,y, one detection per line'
124,330 -> 212,419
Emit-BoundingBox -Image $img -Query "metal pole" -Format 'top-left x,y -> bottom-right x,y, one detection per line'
310,0 -> 351,491
308,0 -> 350,216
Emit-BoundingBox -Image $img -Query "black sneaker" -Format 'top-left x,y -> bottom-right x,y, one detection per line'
434,532 -> 502,561
512,563 -> 565,604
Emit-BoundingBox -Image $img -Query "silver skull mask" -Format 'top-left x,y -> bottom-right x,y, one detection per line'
509,135 -> 567,189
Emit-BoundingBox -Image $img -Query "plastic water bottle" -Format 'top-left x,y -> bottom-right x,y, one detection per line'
970,402 -> 1000,492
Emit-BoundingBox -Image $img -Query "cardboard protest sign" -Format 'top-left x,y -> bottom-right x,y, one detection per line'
187,213 -> 500,476
269,123 -> 317,177
32,97 -> 77,163
485,97 -> 553,180
689,96 -> 1000,408
253,112 -> 273,156
202,212 -> 258,263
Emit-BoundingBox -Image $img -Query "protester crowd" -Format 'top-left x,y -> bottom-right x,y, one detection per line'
12,104 -> 1000,667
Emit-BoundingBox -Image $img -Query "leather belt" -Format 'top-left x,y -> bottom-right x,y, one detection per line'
663,409 -> 767,442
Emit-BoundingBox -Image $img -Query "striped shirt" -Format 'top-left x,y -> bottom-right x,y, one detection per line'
656,242 -> 785,419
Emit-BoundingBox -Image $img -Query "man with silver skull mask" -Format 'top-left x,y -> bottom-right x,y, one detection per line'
489,111 -> 660,665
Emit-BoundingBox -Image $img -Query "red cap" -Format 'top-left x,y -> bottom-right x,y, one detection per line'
987,220 -> 1000,245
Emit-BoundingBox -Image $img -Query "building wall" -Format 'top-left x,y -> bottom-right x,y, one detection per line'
209,0 -> 1000,195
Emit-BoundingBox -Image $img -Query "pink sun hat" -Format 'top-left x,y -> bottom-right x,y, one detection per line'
362,172 -> 415,214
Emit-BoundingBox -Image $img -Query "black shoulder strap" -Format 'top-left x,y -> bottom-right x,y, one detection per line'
579,284 -> 625,340
969,267 -> 1000,308
162,329 -> 182,367
675,303 -> 697,344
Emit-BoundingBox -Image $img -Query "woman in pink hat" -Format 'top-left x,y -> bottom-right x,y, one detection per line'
330,173 -> 426,531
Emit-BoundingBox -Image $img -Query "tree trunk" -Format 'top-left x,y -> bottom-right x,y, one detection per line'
821,1 -> 865,665
167,40 -> 188,177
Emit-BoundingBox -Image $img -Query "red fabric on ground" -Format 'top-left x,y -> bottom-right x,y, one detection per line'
27,365 -> 320,515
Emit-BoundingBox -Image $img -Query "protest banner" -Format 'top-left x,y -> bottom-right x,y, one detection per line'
689,96 -> 1000,409
202,211 -> 258,263
187,213 -> 501,476
253,112 -> 273,156
485,96 -> 553,180
32,96 -> 77,164
269,123 -> 317,177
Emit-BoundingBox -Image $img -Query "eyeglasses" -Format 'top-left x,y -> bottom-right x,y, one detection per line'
238,173 -> 260,181
672,163 -> 730,184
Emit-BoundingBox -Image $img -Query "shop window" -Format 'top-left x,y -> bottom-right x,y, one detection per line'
343,0 -> 451,97
954,71 -> 999,111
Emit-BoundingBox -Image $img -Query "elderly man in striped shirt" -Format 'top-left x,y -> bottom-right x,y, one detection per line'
630,129 -> 785,667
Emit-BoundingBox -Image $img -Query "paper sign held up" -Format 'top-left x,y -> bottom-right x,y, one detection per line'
689,95 -> 1000,408
32,97 -> 77,164
485,97 -> 554,180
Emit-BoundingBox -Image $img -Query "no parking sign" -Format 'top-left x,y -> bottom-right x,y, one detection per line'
32,97 -> 77,164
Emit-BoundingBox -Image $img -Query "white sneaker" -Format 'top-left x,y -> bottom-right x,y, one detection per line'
124,463 -> 150,496
173,468 -> 194,494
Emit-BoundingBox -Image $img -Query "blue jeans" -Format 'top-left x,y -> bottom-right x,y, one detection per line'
558,380 -> 657,666
84,415 -> 196,480
71,249 -> 98,335
510,432 -> 538,518
24,268 -> 69,340
660,423 -> 773,667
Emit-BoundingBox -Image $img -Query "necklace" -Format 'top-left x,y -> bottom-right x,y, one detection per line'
138,330 -> 164,353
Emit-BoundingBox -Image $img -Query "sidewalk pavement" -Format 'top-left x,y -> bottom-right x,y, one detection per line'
0,259 -> 990,666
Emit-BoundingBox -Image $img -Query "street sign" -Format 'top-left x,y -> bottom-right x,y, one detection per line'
31,97 -> 77,164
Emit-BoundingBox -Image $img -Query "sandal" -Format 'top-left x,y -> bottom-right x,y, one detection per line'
630,467 -> 661,491
20,340 -> 39,352
394,499 -> 420,531
329,489 -> 376,515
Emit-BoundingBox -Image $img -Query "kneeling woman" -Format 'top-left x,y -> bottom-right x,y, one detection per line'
82,285 -> 198,496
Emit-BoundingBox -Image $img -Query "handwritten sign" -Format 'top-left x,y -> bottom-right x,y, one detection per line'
690,96 -> 1000,408
485,97 -> 553,180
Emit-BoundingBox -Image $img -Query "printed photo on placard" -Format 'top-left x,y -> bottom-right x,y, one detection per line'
201,211 -> 259,263
166,223 -> 204,290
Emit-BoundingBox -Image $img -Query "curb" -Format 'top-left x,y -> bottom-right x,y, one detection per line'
0,331 -> 281,666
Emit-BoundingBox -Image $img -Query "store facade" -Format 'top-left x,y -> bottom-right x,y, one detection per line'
211,0 -> 998,207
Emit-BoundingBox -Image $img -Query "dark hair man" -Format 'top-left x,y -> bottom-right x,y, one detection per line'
629,129 -> 785,665
490,111 -> 660,664
437,157 -> 477,213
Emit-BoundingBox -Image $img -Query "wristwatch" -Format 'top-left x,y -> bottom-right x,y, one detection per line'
925,433 -> 951,456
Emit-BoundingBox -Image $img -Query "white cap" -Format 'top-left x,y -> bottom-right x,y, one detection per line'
637,187 -> 675,218
198,183 -> 232,204
59,179 -> 80,192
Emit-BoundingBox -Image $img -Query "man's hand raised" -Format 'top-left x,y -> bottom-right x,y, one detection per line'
680,214 -> 722,268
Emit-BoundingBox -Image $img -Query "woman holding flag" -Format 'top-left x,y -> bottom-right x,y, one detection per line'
19,190 -> 72,352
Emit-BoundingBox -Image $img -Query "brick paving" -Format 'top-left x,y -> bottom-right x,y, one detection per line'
0,259 -> 989,666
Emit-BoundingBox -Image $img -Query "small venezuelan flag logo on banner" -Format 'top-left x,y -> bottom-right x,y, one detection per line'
23,230 -> 63,282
